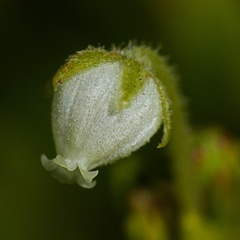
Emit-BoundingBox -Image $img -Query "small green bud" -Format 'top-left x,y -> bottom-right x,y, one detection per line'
41,44 -> 172,188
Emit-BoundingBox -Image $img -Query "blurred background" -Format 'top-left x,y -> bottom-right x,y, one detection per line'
1,0 -> 240,239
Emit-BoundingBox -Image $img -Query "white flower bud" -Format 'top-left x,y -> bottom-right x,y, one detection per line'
41,45 -> 172,188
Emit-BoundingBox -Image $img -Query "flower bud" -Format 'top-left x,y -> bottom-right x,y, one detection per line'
41,44 -> 172,188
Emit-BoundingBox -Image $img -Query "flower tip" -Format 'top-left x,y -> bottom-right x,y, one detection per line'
41,154 -> 98,189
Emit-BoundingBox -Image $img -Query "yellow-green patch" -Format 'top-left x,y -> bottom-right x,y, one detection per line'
53,48 -> 147,109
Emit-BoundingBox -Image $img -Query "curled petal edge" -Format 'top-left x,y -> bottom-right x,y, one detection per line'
41,154 -> 98,189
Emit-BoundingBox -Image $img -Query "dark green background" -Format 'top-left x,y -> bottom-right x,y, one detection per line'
1,0 -> 240,239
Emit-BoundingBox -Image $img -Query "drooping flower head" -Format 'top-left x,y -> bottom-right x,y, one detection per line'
41,44 -> 173,188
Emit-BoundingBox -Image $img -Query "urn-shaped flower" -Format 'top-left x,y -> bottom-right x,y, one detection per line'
41,45 -> 172,188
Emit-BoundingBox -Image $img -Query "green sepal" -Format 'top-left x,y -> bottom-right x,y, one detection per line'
122,45 -> 173,148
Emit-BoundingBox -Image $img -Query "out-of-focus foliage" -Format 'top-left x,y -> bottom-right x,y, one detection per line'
1,0 -> 240,239
181,128 -> 240,240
